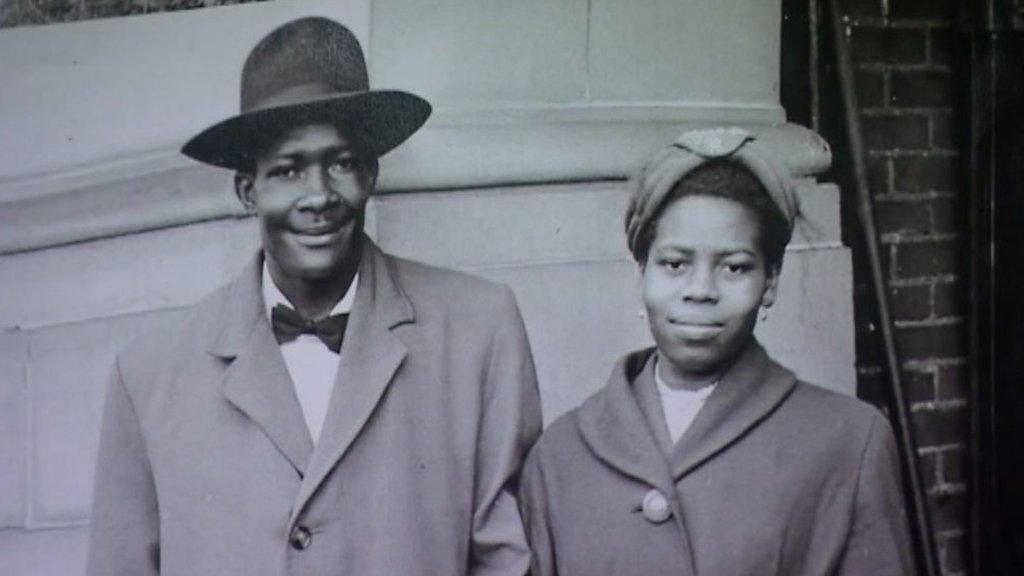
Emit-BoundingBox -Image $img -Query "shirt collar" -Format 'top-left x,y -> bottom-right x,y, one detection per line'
261,262 -> 359,320
653,354 -> 718,395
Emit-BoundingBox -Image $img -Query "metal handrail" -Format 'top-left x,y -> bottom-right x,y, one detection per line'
826,1 -> 942,574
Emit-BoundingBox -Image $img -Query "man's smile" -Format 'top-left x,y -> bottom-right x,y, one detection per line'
665,319 -> 725,341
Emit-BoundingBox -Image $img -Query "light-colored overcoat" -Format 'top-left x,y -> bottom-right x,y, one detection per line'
87,238 -> 542,576
519,342 -> 916,576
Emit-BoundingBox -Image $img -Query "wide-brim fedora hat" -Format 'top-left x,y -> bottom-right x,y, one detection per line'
182,16 -> 431,171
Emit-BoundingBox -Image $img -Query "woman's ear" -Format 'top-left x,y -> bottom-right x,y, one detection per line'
761,264 -> 781,308
234,173 -> 257,213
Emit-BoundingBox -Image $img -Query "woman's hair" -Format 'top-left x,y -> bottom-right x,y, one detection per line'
631,159 -> 792,271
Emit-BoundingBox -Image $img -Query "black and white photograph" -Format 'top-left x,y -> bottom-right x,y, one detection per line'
0,0 -> 1016,574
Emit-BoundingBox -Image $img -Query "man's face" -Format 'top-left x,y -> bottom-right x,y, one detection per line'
235,123 -> 376,281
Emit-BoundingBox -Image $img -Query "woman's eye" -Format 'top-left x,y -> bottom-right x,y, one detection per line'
722,262 -> 753,275
660,259 -> 687,272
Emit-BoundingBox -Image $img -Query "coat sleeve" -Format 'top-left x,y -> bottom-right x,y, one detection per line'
86,358 -> 160,576
518,447 -> 557,576
836,413 -> 917,576
469,286 -> 543,576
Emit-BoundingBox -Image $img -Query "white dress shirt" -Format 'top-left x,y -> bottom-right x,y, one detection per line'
655,361 -> 717,445
262,264 -> 358,444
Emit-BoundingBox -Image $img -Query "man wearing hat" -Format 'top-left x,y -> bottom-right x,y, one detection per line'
87,17 -> 541,576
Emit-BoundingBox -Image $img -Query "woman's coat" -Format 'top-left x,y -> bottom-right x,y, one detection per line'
519,342 -> 915,576
87,238 -> 542,576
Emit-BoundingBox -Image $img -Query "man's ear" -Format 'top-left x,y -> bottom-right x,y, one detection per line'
761,264 -> 781,309
363,157 -> 380,189
234,173 -> 257,213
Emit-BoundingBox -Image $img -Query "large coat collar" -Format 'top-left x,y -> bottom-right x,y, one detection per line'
576,340 -> 798,486
202,237 -> 415,523
574,342 -> 797,575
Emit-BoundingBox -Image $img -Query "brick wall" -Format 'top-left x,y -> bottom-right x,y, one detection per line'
838,0 -> 971,574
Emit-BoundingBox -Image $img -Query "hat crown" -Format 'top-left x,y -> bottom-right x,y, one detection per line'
182,16 -> 431,170
241,17 -> 369,113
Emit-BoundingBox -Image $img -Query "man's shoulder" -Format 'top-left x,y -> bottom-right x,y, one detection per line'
117,278 -> 235,368
383,252 -> 516,312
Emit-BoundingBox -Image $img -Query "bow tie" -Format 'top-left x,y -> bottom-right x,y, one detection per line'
271,304 -> 348,353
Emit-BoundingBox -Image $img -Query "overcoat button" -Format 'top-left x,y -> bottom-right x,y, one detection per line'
642,489 -> 672,524
290,526 -> 312,550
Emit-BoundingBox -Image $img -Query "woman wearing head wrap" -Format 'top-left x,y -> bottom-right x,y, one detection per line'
518,128 -> 916,576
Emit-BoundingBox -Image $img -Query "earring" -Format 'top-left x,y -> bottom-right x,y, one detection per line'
760,307 -> 770,322
638,309 -> 647,319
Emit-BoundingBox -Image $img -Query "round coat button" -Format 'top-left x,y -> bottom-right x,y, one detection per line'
641,489 -> 672,524
290,526 -> 312,550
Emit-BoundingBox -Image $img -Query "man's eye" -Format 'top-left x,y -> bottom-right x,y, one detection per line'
268,166 -> 301,179
327,157 -> 357,177
660,259 -> 687,271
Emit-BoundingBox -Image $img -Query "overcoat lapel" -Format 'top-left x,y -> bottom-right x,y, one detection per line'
668,341 -> 797,480
206,255 -> 314,476
576,342 -> 799,575
291,239 -> 413,523
576,349 -> 675,495
576,349 -> 697,576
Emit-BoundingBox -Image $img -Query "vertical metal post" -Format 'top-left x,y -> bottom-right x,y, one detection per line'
825,1 -> 942,574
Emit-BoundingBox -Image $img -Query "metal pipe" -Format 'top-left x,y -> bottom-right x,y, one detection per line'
826,1 -> 942,574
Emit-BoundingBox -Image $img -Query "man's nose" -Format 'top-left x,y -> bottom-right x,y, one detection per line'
296,167 -> 341,210
680,265 -> 719,303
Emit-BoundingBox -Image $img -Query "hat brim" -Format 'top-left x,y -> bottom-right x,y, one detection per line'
181,90 -> 431,171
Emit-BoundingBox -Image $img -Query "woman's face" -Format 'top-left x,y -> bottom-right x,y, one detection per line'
642,195 -> 779,382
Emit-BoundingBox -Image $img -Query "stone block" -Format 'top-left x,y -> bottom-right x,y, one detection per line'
755,247 -> 857,395
0,217 -> 257,331
0,332 -> 28,527
793,181 -> 842,246
374,178 -> 839,274
0,526 -> 89,576
371,0 -> 588,105
588,0 -> 779,106
0,0 -> 369,181
476,259 -> 652,424
0,162 -> 243,254
28,310 -> 177,524
373,181 -> 631,269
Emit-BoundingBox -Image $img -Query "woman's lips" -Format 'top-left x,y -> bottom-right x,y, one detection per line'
667,319 -> 724,340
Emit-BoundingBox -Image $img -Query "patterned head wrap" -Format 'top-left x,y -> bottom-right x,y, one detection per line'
625,127 -> 799,260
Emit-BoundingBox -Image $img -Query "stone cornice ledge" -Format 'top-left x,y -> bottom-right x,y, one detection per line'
0,107 -> 830,255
